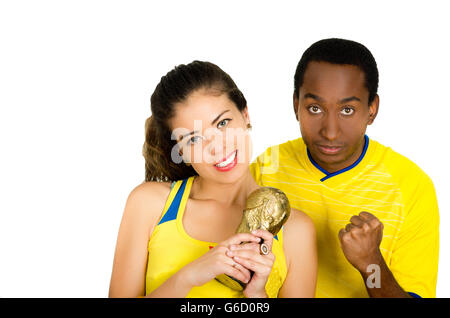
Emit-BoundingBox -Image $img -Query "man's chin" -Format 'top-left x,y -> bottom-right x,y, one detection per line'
311,151 -> 348,168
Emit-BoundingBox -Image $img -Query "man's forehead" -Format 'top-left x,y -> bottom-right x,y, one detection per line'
305,61 -> 364,83
301,63 -> 368,101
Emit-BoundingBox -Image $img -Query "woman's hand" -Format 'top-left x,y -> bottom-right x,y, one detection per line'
226,229 -> 275,298
180,233 -> 261,288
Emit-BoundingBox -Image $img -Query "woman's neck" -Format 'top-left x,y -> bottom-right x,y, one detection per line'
190,169 -> 259,207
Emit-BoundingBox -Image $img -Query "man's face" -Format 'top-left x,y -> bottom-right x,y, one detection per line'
293,61 -> 379,173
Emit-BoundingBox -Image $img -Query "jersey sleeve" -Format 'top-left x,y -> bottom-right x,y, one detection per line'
250,144 -> 282,186
249,156 -> 262,185
250,146 -> 274,185
389,173 -> 440,298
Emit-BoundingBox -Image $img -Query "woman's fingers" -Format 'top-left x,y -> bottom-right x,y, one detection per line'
216,247 -> 251,283
215,230 -> 276,282
232,254 -> 274,276
227,248 -> 275,267
250,229 -> 274,251
221,233 -> 261,247
223,262 -> 251,284
227,249 -> 275,276
229,242 -> 260,253
231,262 -> 251,283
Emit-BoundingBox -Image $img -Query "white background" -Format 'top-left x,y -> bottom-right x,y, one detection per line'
0,0 -> 448,297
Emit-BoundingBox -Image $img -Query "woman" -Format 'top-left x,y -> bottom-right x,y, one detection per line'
109,61 -> 317,298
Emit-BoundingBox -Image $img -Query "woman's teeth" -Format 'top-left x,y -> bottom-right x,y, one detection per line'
215,150 -> 237,167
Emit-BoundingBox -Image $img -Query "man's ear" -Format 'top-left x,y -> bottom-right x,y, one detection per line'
293,92 -> 299,121
368,94 -> 380,125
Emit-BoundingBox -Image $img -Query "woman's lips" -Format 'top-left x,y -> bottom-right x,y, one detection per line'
316,145 -> 343,155
214,150 -> 238,172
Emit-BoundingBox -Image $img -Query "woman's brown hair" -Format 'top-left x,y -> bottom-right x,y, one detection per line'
143,61 -> 247,182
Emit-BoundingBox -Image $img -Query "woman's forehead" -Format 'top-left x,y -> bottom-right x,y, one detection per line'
170,92 -> 237,129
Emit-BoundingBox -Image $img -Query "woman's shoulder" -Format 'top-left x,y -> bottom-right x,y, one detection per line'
134,180 -> 172,197
127,180 -> 172,202
281,208 -> 317,269
282,208 -> 316,250
123,181 -> 173,226
284,208 -> 315,234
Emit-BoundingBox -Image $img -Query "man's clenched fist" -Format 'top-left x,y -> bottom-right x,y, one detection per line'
338,212 -> 384,272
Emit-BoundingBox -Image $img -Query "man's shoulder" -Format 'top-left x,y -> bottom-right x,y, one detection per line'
255,137 -> 306,160
250,137 -> 306,183
372,139 -> 434,188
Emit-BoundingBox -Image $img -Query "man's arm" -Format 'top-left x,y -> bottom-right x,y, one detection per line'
357,248 -> 412,298
338,212 -> 412,298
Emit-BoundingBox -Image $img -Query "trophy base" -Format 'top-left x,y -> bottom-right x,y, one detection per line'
215,274 -> 245,291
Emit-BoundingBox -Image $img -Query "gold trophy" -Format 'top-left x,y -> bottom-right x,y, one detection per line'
215,186 -> 291,291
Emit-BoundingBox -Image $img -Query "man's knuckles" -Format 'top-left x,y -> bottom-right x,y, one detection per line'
341,231 -> 353,243
369,217 -> 382,228
359,211 -> 374,219
362,222 -> 371,232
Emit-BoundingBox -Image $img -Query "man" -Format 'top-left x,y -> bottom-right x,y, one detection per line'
250,38 -> 439,298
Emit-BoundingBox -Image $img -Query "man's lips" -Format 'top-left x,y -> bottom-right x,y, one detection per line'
316,144 -> 344,155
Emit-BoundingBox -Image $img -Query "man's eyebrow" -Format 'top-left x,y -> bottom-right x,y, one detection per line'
339,96 -> 361,103
303,93 -> 324,102
211,110 -> 230,125
303,93 -> 361,104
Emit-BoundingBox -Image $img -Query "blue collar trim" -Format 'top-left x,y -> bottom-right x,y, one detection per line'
307,135 -> 369,182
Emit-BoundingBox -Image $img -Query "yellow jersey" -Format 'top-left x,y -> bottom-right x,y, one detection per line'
145,176 -> 288,298
250,135 -> 439,298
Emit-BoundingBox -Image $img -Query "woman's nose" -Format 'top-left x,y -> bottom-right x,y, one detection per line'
203,130 -> 225,158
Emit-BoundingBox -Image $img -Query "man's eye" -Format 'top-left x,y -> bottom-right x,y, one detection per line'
341,107 -> 354,115
217,118 -> 231,128
308,105 -> 322,114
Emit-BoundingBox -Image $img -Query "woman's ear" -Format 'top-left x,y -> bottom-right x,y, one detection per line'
178,149 -> 191,166
241,106 -> 250,126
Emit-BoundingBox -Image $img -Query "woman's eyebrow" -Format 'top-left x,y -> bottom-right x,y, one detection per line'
211,109 -> 230,125
178,109 -> 231,141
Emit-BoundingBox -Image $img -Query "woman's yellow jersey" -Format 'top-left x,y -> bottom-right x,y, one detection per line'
145,176 -> 288,298
250,135 -> 439,298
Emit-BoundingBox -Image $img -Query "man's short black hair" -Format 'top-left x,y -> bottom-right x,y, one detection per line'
294,38 -> 379,104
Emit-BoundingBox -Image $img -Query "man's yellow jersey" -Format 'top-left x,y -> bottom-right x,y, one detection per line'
250,135 -> 439,298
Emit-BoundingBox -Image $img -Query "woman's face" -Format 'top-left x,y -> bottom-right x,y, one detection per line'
169,88 -> 252,184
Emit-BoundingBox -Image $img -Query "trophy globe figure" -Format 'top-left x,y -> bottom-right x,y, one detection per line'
215,186 -> 291,291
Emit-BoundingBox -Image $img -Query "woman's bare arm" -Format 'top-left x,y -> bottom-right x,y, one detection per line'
109,181 -> 256,298
278,208 -> 317,298
108,182 -> 170,297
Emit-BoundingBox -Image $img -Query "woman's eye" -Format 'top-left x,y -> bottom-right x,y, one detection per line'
187,136 -> 202,145
217,118 -> 231,128
308,105 -> 322,114
341,107 -> 354,115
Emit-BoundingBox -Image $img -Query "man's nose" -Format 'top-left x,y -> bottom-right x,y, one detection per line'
319,113 -> 340,141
